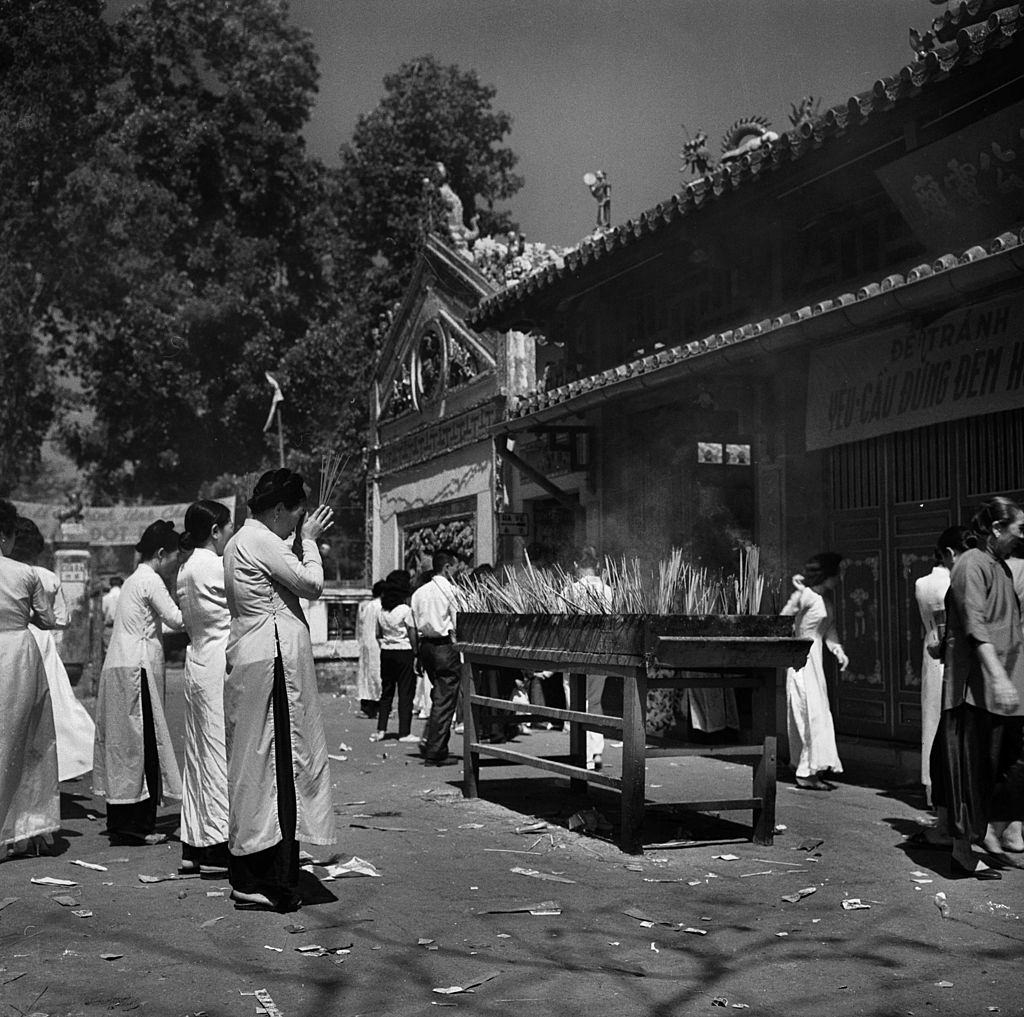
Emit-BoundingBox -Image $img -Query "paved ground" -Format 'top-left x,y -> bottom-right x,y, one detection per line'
1,669 -> 1023,1017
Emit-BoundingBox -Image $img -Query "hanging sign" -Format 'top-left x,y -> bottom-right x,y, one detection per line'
496,511 -> 529,537
806,294 -> 1024,451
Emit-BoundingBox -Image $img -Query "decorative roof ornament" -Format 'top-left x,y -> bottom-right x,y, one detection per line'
583,170 -> 611,232
680,128 -> 714,180
719,115 -> 779,163
788,96 -> 821,133
422,161 -> 479,256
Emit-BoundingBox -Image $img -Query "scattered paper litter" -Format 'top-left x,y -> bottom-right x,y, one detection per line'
935,981 -> 954,988
731,1005 -> 750,1009
328,754 -> 348,762
650,942 -> 659,953
458,823 -> 485,830
337,742 -> 352,752
284,923 -> 306,934
432,972 -> 500,995
510,867 -> 575,884
72,909 -> 93,918
514,821 -> 551,835
205,891 -> 224,897
70,860 -> 108,871
623,907 -> 673,928
320,857 -> 382,880
911,877 -> 933,884
481,900 -> 560,915
138,873 -> 196,883
340,800 -> 367,806
681,927 -> 708,936
264,945 -> 283,952
349,823 -> 409,832
31,877 -> 77,887
775,932 -> 789,937
841,898 -> 871,910
100,953 -> 123,961
200,916 -> 225,928
52,894 -> 78,907
254,988 -> 284,1017
781,887 -> 817,903
296,944 -> 325,952
712,854 -> 740,861
934,891 -> 950,919
686,879 -> 702,887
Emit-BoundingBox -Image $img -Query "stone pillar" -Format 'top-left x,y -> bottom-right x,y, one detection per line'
53,522 -> 93,691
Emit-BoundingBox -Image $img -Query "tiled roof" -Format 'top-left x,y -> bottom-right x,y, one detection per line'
502,226 -> 1024,425
470,3 -> 1023,329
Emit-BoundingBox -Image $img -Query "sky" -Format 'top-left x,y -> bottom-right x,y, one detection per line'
283,0 -> 932,246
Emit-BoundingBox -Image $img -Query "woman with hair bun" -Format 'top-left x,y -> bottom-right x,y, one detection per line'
176,500 -> 234,874
781,551 -> 848,791
932,497 -> 1024,878
223,469 -> 334,911
9,517 -> 95,782
0,500 -> 60,860
92,519 -> 184,845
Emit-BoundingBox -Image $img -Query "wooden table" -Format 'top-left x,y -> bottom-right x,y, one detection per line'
457,613 -> 810,854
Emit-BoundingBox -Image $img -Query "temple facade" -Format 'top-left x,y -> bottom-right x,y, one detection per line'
464,0 -> 1024,770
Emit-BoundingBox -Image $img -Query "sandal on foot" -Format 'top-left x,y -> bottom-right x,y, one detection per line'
230,889 -> 277,910
795,776 -> 832,791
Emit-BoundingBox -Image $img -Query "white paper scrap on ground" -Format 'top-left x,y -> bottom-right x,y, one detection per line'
432,972 -> 499,995
510,867 -> 576,884
841,898 -> 871,910
31,877 -> 77,887
321,856 -> 382,879
780,886 -> 816,903
70,860 -> 108,871
712,854 -> 740,861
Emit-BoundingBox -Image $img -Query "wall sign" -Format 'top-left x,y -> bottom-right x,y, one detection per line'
806,294 -> 1024,451
496,511 -> 529,536
876,100 -> 1024,251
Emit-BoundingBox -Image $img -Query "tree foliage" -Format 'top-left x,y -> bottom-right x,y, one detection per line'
1,7 -> 523,578
338,54 -> 523,316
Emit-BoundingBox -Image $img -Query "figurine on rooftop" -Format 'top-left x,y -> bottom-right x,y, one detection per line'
424,161 -> 479,253
681,128 -> 714,179
585,170 -> 611,230
788,96 -> 821,132
719,116 -> 779,164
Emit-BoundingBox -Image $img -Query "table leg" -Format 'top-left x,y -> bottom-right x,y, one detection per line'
619,667 -> 647,855
752,668 -> 778,845
568,672 -> 587,795
462,660 -> 480,798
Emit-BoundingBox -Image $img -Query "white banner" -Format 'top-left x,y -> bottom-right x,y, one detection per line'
13,497 -> 236,546
806,294 -> 1024,451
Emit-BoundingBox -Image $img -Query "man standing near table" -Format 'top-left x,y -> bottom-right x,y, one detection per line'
412,550 -> 461,767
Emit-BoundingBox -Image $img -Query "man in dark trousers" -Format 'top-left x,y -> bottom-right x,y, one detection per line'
412,550 -> 461,766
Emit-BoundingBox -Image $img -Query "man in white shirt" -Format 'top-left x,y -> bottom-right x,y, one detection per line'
411,550 -> 461,766
102,577 -> 123,626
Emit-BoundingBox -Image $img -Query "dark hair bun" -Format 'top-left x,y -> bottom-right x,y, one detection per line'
248,469 -> 307,514
801,551 -> 843,587
136,519 -> 179,558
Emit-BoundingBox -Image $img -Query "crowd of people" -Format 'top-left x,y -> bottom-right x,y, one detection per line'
2,483 -> 1022,907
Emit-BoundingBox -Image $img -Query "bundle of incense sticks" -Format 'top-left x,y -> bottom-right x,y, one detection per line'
455,547 -> 769,616
318,450 -> 349,507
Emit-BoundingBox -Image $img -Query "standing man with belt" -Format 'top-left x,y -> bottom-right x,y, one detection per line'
412,550 -> 461,767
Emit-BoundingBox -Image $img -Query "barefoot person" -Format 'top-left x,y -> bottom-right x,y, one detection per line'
176,501 -> 234,875
781,553 -> 848,791
223,470 -> 334,911
93,520 -> 184,845
0,500 -> 60,860
933,498 -> 1024,879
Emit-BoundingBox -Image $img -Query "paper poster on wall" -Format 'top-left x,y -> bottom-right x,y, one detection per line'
806,294 -> 1024,451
